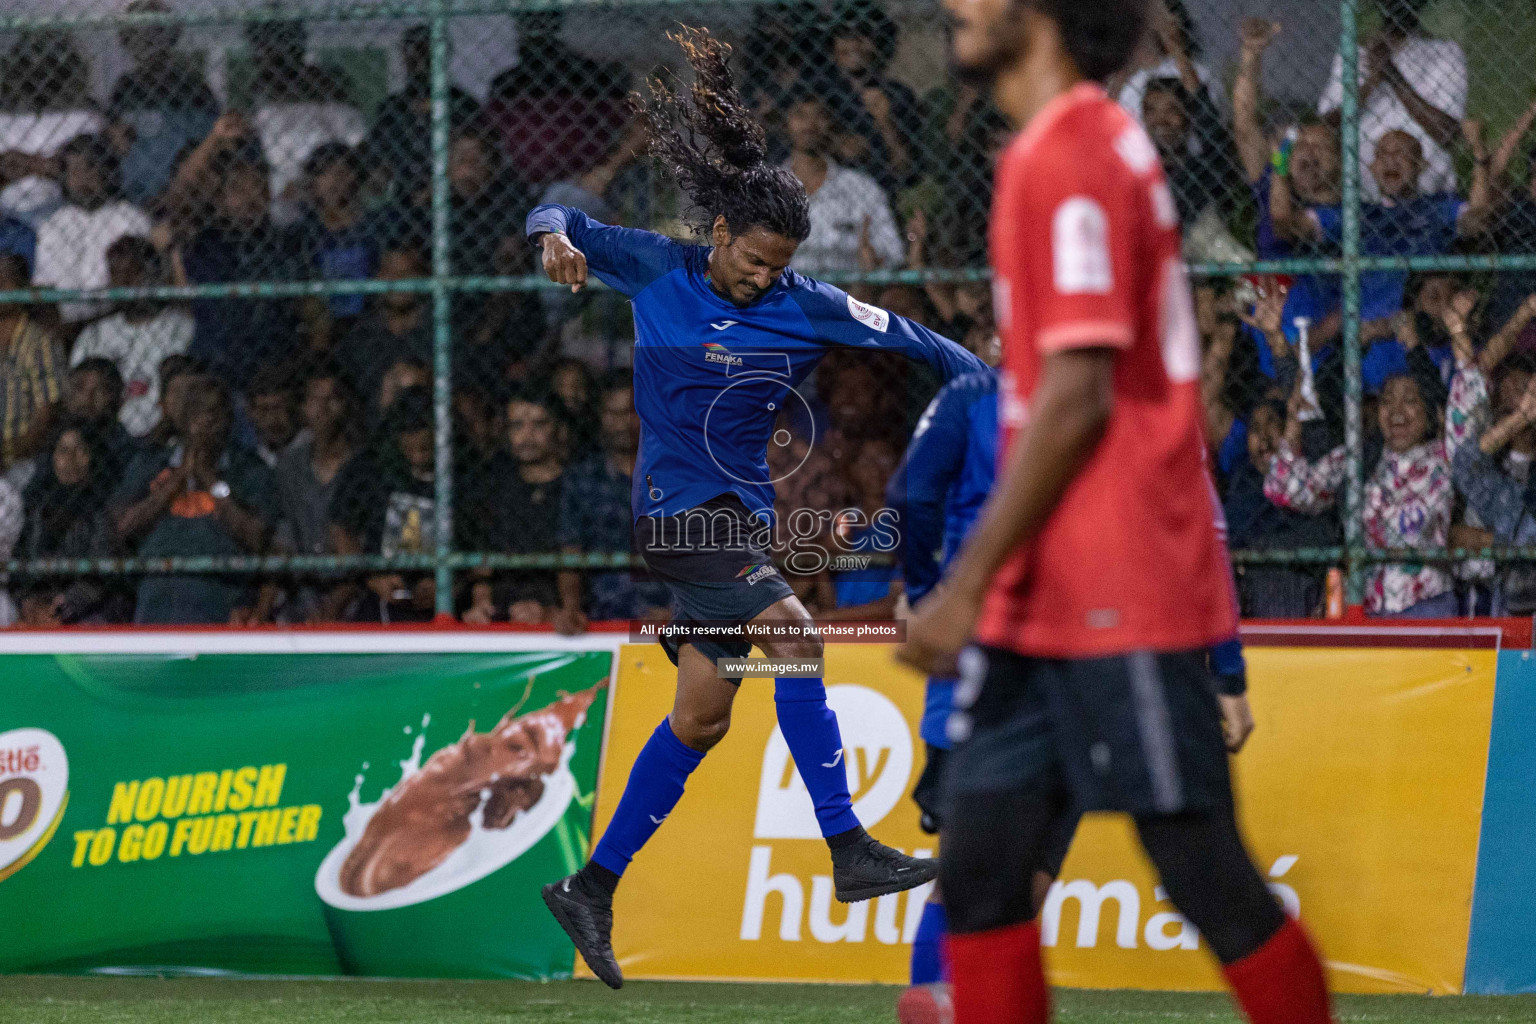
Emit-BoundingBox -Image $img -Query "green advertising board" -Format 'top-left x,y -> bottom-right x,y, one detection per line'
0,635 -> 616,978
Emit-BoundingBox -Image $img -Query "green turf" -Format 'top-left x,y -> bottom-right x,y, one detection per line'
0,976 -> 1532,1024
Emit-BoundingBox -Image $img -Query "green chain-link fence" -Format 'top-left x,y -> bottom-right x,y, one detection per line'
1,0 -> 1534,624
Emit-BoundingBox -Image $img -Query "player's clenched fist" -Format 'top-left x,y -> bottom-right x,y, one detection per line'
541,231 -> 589,293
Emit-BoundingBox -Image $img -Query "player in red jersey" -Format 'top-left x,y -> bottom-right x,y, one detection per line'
898,2 -> 1335,1023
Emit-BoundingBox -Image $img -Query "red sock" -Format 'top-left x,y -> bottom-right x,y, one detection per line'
1223,918 -> 1334,1024
944,920 -> 1049,1024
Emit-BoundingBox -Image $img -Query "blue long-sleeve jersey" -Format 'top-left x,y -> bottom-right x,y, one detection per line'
886,371 -> 999,606
886,371 -> 999,750
526,205 -> 987,522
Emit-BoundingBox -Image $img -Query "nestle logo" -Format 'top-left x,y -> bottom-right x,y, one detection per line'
0,745 -> 41,774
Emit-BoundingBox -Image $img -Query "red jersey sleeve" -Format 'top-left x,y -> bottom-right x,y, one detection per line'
1004,125 -> 1145,356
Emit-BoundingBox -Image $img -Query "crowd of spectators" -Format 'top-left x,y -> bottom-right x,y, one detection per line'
1186,0 -> 1536,619
1,0 -> 1535,625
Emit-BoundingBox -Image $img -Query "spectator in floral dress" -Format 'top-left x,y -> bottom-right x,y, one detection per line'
1265,362 -> 1481,617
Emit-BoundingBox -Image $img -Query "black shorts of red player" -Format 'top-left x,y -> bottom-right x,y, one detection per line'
945,645 -> 1233,819
914,741 -> 1081,880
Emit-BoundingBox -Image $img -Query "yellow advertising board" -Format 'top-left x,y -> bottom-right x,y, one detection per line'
588,644 -> 1494,993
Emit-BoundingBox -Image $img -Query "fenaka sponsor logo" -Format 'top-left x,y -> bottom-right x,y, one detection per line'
742,685 -> 931,944
1040,855 -> 1301,952
703,341 -> 744,367
737,563 -> 778,585
0,728 -> 69,883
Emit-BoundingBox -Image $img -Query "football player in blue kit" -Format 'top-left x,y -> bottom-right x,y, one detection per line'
534,28 -> 986,989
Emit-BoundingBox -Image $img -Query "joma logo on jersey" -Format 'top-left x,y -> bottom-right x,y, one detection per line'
703,341 -> 744,367
737,563 -> 777,585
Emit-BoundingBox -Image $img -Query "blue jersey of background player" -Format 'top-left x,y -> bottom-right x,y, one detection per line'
887,370 -> 999,780
887,370 -> 1004,1012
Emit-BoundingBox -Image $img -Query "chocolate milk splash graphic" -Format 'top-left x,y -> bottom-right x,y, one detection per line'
334,684 -> 603,902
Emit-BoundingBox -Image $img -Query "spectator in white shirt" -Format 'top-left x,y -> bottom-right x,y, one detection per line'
1318,0 -> 1467,201
32,135 -> 153,325
782,92 -> 903,277
1113,0 -> 1224,137
70,236 -> 193,437
246,19 -> 367,226
0,31 -> 105,228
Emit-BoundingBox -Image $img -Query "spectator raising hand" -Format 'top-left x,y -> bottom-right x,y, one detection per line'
1240,279 -> 1291,362
1318,0 -> 1468,201
1446,290 -> 1536,378
826,3 -> 924,190
1452,358 -> 1536,615
1459,118 -> 1494,238
1232,18 -> 1281,185
1491,91 -> 1536,184
1240,18 -> 1280,53
1440,288 -> 1479,366
1390,308 -> 1420,351
1479,374 -> 1536,457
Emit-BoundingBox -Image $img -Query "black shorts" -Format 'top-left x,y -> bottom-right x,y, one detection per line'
635,493 -> 796,670
912,743 -> 948,834
914,742 -> 1081,877
946,645 -> 1232,818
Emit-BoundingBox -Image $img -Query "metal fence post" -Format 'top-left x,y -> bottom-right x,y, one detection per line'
1339,0 -> 1365,607
430,0 -> 455,617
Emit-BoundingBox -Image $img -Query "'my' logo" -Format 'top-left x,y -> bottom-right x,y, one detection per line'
753,685 -> 912,839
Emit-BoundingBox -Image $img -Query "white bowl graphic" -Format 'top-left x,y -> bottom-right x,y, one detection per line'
314,747 -> 577,913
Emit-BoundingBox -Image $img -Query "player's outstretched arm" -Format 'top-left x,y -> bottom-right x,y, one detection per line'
525,204 -> 681,299
790,279 -> 988,383
898,348 -> 1115,675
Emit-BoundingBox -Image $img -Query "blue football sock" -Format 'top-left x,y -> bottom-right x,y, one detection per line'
590,717 -> 704,877
774,676 -> 860,838
910,900 -> 948,985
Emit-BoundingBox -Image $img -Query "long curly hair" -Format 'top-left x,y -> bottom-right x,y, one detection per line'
635,26 -> 810,242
